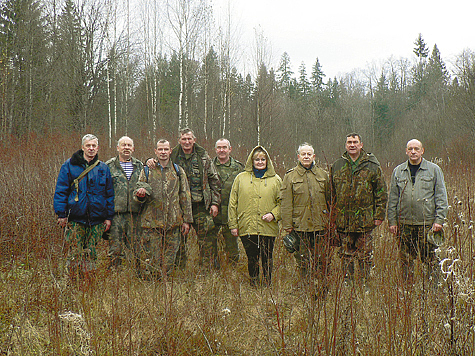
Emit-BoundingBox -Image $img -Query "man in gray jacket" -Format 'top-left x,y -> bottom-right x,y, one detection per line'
387,139 -> 448,281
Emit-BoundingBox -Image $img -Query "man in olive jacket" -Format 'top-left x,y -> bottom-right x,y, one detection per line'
281,143 -> 331,282
387,139 -> 448,281
330,133 -> 387,281
170,128 -> 222,269
106,136 -> 144,268
208,138 -> 244,266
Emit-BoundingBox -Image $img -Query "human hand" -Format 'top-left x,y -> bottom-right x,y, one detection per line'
136,188 -> 147,198
104,220 -> 111,232
231,229 -> 239,237
432,223 -> 443,232
146,158 -> 157,169
262,213 -> 274,222
57,218 -> 68,228
374,219 -> 383,226
182,223 -> 190,235
389,225 -> 398,234
210,205 -> 219,218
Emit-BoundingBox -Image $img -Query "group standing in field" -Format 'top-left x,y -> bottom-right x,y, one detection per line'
54,131 -> 448,290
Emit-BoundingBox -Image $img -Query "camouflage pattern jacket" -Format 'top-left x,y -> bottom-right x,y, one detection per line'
330,150 -> 388,233
135,161 -> 193,230
281,163 -> 330,232
213,156 -> 244,225
106,156 -> 144,214
170,143 -> 221,210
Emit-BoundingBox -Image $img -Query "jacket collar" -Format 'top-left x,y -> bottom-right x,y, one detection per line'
296,162 -> 317,175
401,158 -> 428,171
71,150 -> 98,166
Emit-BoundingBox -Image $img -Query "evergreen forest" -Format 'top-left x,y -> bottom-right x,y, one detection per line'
2,0 -> 475,163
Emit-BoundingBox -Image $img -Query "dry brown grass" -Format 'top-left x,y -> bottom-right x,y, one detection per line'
1,134 -> 474,355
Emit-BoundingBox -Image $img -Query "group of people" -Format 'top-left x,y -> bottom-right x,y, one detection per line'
53,130 -> 448,287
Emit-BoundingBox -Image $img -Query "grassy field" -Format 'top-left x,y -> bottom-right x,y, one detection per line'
1,134 -> 474,355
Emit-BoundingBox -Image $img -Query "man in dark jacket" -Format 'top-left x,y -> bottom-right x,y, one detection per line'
330,133 -> 387,282
106,136 -> 144,268
54,134 -> 114,276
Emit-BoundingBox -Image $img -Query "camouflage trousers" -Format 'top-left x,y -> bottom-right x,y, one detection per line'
108,212 -> 141,268
65,221 -> 106,275
294,231 -> 329,277
398,224 -> 442,282
138,226 -> 181,280
336,230 -> 374,280
175,202 -> 215,270
208,223 -> 240,266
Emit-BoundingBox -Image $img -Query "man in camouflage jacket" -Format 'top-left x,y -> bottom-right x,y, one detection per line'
135,139 -> 193,279
330,133 -> 387,281
106,136 -> 144,268
208,138 -> 244,266
169,128 -> 221,269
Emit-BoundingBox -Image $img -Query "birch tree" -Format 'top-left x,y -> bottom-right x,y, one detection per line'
166,0 -> 208,130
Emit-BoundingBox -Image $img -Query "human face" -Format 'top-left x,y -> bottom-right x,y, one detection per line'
253,152 -> 267,170
82,139 -> 99,162
297,146 -> 315,168
179,133 -> 196,154
155,141 -> 171,165
117,138 -> 134,162
406,140 -> 424,165
215,140 -> 232,163
345,136 -> 363,160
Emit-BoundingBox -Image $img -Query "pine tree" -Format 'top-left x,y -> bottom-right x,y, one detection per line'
276,52 -> 294,95
310,57 -> 325,91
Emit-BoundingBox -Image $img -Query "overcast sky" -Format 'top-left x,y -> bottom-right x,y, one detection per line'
211,0 -> 474,79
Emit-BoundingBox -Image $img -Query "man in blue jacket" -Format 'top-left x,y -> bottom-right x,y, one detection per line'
54,134 -> 115,276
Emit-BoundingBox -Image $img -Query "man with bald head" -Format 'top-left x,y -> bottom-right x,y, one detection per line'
388,139 -> 448,281
106,136 -> 145,269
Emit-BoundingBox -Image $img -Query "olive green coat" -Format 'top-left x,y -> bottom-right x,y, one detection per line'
228,146 -> 282,237
330,150 -> 387,233
281,163 -> 330,232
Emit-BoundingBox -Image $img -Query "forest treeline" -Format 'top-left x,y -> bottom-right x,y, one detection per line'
1,0 -> 475,163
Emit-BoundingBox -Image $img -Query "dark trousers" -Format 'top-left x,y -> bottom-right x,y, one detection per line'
240,234 -> 275,285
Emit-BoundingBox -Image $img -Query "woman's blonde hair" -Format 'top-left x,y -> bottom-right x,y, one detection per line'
252,148 -> 267,160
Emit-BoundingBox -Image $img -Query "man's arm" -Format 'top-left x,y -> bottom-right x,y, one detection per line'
134,170 -> 152,201
433,165 -> 448,227
54,163 -> 71,219
387,168 -> 400,230
178,167 -> 194,225
104,166 -> 115,221
372,166 -> 388,222
206,154 -> 222,207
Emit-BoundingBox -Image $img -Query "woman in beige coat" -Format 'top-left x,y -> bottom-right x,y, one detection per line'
228,146 -> 282,286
